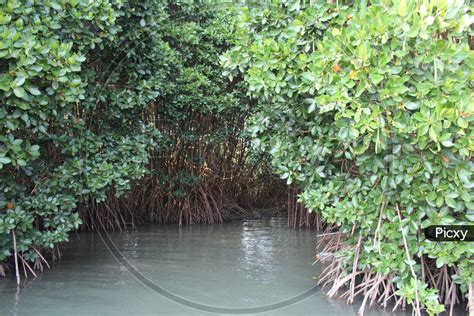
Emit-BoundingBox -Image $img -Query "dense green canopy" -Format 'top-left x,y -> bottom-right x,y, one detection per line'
0,0 -> 255,272
222,0 -> 473,314
0,0 -> 472,315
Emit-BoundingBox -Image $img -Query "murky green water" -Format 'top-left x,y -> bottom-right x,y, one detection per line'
0,217 -> 410,315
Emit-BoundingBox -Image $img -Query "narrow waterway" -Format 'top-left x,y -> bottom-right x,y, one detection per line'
0,217 -> 409,315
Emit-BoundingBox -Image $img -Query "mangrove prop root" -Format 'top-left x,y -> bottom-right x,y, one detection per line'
12,231 -> 20,285
287,186 -> 321,229
315,225 -> 466,315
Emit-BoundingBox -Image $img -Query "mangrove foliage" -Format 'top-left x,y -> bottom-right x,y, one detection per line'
0,0 -> 473,315
222,0 -> 473,314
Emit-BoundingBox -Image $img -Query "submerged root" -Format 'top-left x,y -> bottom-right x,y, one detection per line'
315,226 -> 466,315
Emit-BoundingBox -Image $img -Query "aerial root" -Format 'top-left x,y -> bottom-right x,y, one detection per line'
315,227 -> 465,315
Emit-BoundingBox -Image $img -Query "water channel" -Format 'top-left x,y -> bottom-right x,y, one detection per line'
0,217 -> 411,315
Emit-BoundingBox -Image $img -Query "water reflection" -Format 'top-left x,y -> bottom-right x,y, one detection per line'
0,217 -> 413,315
240,219 -> 277,283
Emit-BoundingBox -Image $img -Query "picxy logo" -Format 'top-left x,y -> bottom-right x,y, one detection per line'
425,225 -> 473,242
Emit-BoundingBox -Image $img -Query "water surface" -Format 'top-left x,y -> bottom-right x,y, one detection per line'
0,217 -> 409,315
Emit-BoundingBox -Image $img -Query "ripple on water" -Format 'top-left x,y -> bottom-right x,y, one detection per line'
0,217 -> 412,315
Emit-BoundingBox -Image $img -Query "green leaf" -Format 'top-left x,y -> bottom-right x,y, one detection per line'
457,118 -> 468,128
302,72 -> 316,82
0,74 -> 12,91
441,139 -> 454,147
12,76 -> 25,88
405,102 -> 418,110
288,2 -> 300,11
458,169 -> 470,184
0,157 -> 11,164
424,161 -> 433,174
16,159 -> 27,167
370,73 -> 383,85
331,28 -> 341,36
445,196 -> 456,208
50,2 -> 62,10
27,87 -> 41,96
398,0 -> 408,17
13,87 -> 26,98
428,126 -> 438,142
436,257 -> 445,268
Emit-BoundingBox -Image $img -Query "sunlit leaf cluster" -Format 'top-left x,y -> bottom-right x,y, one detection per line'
222,0 -> 473,313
